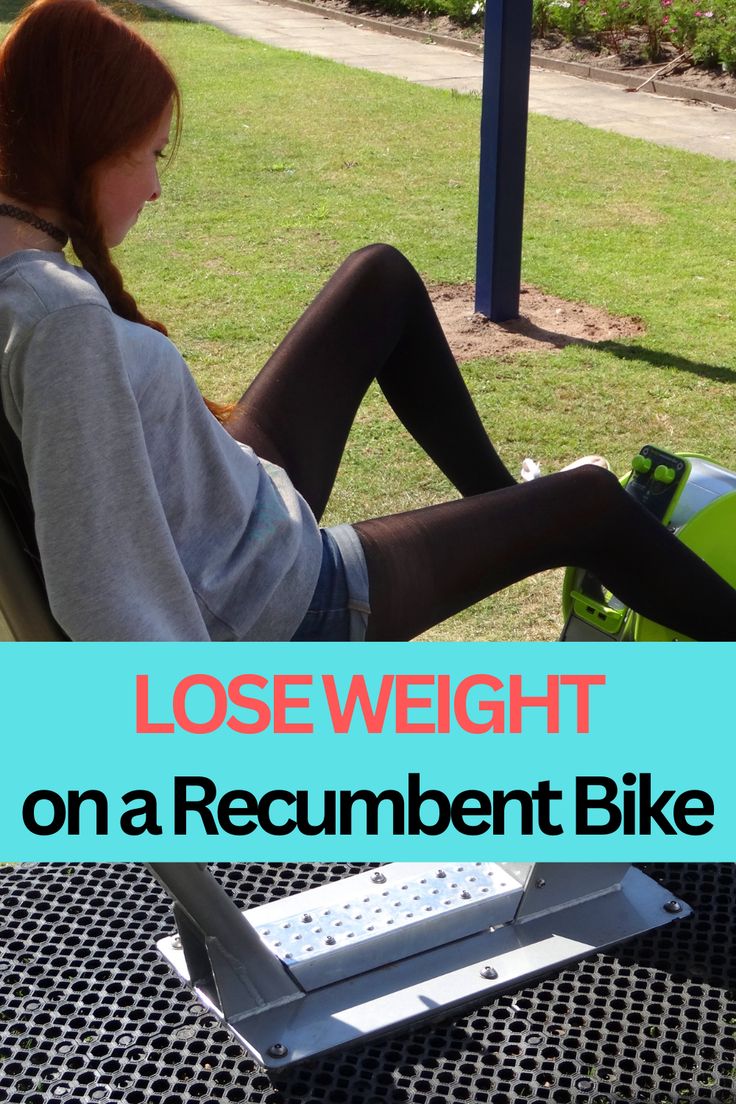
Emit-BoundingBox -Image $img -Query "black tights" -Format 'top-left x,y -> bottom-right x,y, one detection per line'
227,244 -> 736,641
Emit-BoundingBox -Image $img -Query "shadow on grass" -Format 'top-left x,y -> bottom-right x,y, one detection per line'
498,315 -> 642,350
0,0 -> 188,24
498,324 -> 736,386
597,340 -> 736,385
500,316 -> 593,349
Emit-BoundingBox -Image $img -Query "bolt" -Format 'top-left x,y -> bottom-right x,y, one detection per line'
480,965 -> 498,980
325,935 -> 336,945
171,935 -> 182,950
436,869 -> 447,878
371,871 -> 387,884
664,900 -> 682,914
302,913 -> 312,923
267,1043 -> 288,1059
535,879 -> 546,889
460,890 -> 471,899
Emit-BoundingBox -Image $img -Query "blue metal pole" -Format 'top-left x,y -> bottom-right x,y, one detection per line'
475,0 -> 533,321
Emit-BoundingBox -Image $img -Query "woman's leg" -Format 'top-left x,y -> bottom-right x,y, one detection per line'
354,464 -> 736,642
226,244 -> 515,520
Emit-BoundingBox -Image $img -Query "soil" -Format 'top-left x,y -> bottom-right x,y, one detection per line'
308,0 -> 736,100
428,283 -> 644,363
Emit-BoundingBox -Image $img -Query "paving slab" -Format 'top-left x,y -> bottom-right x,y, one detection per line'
144,0 -> 736,160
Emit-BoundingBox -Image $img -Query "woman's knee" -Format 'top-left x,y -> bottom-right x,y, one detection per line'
564,463 -> 621,496
559,463 -> 634,530
344,242 -> 420,294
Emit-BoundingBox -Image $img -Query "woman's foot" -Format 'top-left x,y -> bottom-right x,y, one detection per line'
520,455 -> 611,482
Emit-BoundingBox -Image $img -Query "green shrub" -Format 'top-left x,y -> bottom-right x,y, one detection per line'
346,0 -> 483,24
444,0 -> 483,26
691,9 -> 736,72
347,0 -> 480,19
535,0 -> 589,39
583,1 -> 635,54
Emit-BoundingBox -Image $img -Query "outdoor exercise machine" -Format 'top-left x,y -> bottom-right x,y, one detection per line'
0,7 -> 727,1080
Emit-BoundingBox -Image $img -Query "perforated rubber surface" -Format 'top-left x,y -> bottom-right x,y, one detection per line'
0,863 -> 733,1104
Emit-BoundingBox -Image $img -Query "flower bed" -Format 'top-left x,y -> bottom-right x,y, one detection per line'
532,0 -> 735,70
343,0 -> 736,72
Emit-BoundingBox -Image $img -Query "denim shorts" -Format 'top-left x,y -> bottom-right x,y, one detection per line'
291,523 -> 371,641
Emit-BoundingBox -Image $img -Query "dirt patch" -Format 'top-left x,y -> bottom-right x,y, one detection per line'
428,282 -> 644,362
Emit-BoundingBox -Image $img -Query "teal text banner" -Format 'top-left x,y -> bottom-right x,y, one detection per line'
0,642 -> 732,861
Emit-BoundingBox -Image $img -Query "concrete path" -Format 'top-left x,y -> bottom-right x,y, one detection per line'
146,0 -> 736,160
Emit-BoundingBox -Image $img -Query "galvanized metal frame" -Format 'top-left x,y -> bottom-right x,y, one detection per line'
149,862 -> 690,1070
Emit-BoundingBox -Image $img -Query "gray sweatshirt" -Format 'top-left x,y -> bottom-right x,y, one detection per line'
0,250 -> 322,640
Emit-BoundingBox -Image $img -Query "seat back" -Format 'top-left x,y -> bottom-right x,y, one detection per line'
0,404 -> 66,640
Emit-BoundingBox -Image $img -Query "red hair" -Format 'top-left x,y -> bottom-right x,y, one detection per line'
0,0 -> 231,422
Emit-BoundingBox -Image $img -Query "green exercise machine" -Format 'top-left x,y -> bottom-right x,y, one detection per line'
561,445 -> 736,642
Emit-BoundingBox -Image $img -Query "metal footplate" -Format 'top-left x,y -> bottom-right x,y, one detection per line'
250,862 -> 522,988
149,862 -> 691,1069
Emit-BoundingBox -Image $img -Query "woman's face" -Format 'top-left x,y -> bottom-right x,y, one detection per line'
94,101 -> 174,247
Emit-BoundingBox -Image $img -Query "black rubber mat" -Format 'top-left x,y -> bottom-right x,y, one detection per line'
0,863 -> 733,1104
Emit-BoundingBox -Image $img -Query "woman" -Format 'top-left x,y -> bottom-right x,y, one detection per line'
0,0 -> 734,642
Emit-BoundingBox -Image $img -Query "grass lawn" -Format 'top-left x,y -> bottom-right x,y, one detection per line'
4,1 -> 735,641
